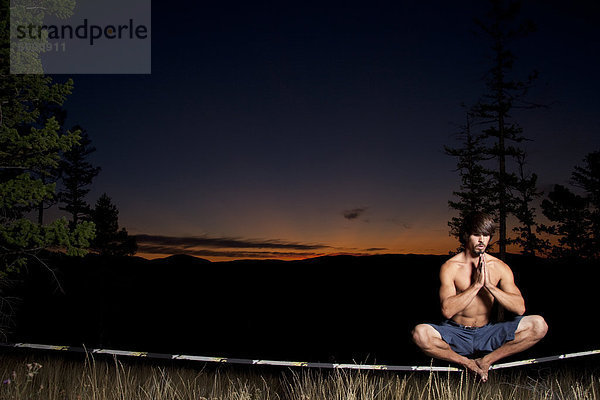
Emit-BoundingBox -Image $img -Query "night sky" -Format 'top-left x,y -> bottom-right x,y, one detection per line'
56,1 -> 600,261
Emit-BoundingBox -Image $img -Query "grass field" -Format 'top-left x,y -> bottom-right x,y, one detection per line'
0,352 -> 598,399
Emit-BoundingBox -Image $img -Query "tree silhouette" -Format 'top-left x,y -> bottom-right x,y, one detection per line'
0,7 -> 94,277
445,110 -> 495,243
511,152 -> 549,256
571,151 -> 600,256
35,106 -> 68,225
447,0 -> 542,259
59,126 -> 101,229
1,0 -> 95,332
540,185 -> 591,259
91,194 -> 137,257
540,151 -> 600,259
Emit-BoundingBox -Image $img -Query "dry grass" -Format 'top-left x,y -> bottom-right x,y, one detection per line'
0,352 -> 598,400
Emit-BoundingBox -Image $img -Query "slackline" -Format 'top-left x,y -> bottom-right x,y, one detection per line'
1,343 -> 599,372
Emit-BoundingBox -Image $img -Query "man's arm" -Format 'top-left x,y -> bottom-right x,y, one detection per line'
483,258 -> 526,315
439,262 -> 484,320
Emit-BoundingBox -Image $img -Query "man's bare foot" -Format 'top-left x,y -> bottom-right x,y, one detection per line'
461,359 -> 484,380
474,358 -> 490,382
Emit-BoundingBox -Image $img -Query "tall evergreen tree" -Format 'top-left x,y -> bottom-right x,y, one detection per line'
541,151 -> 600,259
0,86 -> 95,276
511,152 -> 548,256
91,194 -> 137,257
467,0 -> 541,259
35,106 -> 68,225
1,0 -> 94,311
0,87 -> 94,273
540,185 -> 591,259
445,111 -> 495,243
59,126 -> 101,229
571,151 -> 600,256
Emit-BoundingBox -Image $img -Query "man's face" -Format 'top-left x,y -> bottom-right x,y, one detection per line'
468,233 -> 490,255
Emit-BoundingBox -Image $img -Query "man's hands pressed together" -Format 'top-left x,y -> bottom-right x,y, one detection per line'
472,254 -> 487,290
475,254 -> 526,316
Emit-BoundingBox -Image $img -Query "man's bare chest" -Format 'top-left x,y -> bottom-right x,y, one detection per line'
453,266 -> 500,293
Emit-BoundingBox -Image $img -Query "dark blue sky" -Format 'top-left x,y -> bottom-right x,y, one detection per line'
58,1 -> 600,260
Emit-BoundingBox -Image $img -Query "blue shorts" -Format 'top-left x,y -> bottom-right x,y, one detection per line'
427,316 -> 523,356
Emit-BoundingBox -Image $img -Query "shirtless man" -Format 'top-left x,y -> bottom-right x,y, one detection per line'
411,212 -> 548,381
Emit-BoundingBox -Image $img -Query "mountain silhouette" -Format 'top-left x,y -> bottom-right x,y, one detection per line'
6,252 -> 596,365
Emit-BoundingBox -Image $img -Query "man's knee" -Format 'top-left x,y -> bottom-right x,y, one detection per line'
412,324 -> 436,348
520,315 -> 548,340
530,315 -> 548,339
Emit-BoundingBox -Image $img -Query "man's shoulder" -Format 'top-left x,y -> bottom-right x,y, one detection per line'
444,251 -> 468,264
485,253 -> 511,270
441,253 -> 465,270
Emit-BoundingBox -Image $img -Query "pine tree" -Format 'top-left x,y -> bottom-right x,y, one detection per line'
91,194 -> 137,257
540,151 -> 600,259
59,126 -> 101,229
0,70 -> 95,276
511,152 -> 548,256
445,111 -> 495,243
36,106 -> 68,225
571,151 -> 600,256
1,0 -> 95,270
468,0 -> 541,259
540,185 -> 591,259
0,0 -> 94,334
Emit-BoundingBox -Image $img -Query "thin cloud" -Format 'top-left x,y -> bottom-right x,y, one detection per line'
136,243 -> 323,259
343,207 -> 368,220
135,234 -> 329,251
387,218 -> 412,229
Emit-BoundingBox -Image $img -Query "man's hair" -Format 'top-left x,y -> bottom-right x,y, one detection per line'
459,212 -> 496,245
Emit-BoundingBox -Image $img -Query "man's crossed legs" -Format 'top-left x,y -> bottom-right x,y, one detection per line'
412,315 -> 548,381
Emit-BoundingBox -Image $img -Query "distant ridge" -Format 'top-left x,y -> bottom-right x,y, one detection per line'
149,254 -> 211,265
147,253 -> 450,265
11,250 -> 599,363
